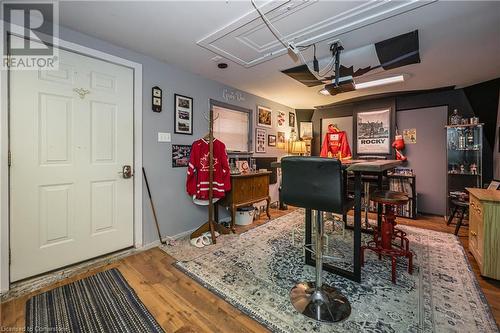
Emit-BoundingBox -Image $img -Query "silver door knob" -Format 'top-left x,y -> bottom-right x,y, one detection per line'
119,165 -> 134,179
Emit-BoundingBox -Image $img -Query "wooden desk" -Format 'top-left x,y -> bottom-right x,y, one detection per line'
467,188 -> 500,280
219,172 -> 271,231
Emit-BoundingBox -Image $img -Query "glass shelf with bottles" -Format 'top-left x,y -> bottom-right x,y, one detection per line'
446,123 -> 483,181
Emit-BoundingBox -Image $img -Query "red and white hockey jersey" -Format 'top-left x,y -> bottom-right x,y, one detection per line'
320,124 -> 352,160
186,138 -> 231,200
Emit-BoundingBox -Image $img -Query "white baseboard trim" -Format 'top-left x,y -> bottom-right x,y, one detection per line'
141,226 -> 199,250
0,227 -> 199,302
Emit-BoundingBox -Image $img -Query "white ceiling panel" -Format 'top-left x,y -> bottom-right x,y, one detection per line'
198,0 -> 435,67
58,1 -> 500,109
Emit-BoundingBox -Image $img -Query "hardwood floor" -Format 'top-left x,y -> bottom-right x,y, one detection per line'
1,208 -> 499,331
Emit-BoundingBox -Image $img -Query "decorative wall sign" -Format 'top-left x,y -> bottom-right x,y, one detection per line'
403,128 -> 417,144
152,86 -> 162,112
356,109 -> 391,154
277,111 -> 286,128
300,121 -> 313,139
289,112 -> 296,127
256,128 -> 266,153
257,105 -> 272,128
174,94 -> 193,135
268,134 -> 276,147
172,144 -> 192,167
222,88 -> 246,102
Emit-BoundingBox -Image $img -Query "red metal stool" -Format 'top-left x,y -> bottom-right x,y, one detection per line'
361,190 -> 413,284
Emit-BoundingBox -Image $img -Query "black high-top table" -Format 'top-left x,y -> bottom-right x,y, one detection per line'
304,159 -> 402,283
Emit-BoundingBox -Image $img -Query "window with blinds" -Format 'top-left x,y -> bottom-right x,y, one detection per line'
213,105 -> 251,153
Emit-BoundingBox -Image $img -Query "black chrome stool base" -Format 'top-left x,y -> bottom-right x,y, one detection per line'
290,282 -> 351,323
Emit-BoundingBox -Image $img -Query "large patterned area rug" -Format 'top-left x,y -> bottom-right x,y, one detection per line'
171,210 -> 498,333
26,268 -> 164,333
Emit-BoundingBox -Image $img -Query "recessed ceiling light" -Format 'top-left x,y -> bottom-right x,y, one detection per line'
354,74 -> 405,89
217,63 -> 228,69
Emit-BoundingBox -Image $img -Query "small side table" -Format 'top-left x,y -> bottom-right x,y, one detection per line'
218,171 -> 272,231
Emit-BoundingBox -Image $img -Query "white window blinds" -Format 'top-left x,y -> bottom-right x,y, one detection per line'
213,105 -> 250,152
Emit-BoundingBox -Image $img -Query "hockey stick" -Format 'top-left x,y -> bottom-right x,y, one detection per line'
142,167 -> 172,245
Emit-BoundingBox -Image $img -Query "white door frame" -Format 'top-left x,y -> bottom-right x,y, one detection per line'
0,37 -> 143,293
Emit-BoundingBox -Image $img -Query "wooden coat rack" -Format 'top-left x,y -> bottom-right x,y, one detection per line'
190,104 -> 231,244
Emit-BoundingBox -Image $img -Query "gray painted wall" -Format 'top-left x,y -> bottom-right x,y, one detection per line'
397,106 -> 448,215
58,26 -> 294,245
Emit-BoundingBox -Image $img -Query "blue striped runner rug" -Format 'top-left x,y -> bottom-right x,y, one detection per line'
26,268 -> 164,333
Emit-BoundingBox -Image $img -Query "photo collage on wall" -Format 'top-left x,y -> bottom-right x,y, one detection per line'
256,105 -> 297,153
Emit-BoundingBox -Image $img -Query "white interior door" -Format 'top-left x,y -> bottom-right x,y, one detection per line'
10,41 -> 134,281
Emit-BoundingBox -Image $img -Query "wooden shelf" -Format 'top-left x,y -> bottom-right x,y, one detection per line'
445,123 -> 484,128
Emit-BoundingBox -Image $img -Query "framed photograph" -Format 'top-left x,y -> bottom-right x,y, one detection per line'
300,121 -> 313,139
487,180 -> 500,190
174,94 -> 193,135
356,109 -> 392,154
403,128 -> 417,144
257,105 -> 272,128
236,160 -> 250,174
256,128 -> 266,153
172,144 -> 191,167
289,112 -> 296,127
277,131 -> 286,144
268,134 -> 276,147
277,111 -> 286,128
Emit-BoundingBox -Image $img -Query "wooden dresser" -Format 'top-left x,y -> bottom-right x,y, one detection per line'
219,171 -> 271,231
467,188 -> 500,280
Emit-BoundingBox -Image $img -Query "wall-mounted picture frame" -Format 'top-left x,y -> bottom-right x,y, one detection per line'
268,134 -> 276,147
403,128 -> 417,144
256,128 -> 266,153
277,131 -> 286,144
277,111 -> 286,128
172,144 -> 191,167
257,105 -> 272,128
355,108 -> 392,154
300,121 -> 313,139
289,112 -> 296,127
174,94 -> 193,135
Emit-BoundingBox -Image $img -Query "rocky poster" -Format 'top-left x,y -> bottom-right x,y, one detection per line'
356,109 -> 390,154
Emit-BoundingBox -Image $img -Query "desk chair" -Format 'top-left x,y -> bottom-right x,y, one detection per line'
281,157 -> 352,323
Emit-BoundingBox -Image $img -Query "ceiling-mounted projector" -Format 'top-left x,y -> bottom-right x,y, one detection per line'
323,76 -> 355,95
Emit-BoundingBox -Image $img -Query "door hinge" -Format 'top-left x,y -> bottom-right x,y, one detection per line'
5,54 -> 12,68
8,151 -> 11,167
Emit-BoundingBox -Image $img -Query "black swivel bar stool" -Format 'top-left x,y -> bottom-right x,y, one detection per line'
281,157 -> 351,323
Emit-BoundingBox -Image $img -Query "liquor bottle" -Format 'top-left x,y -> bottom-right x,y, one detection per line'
449,109 -> 462,125
466,127 -> 474,149
458,129 -> 466,150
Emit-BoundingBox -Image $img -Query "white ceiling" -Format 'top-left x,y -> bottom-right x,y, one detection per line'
59,1 -> 500,109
